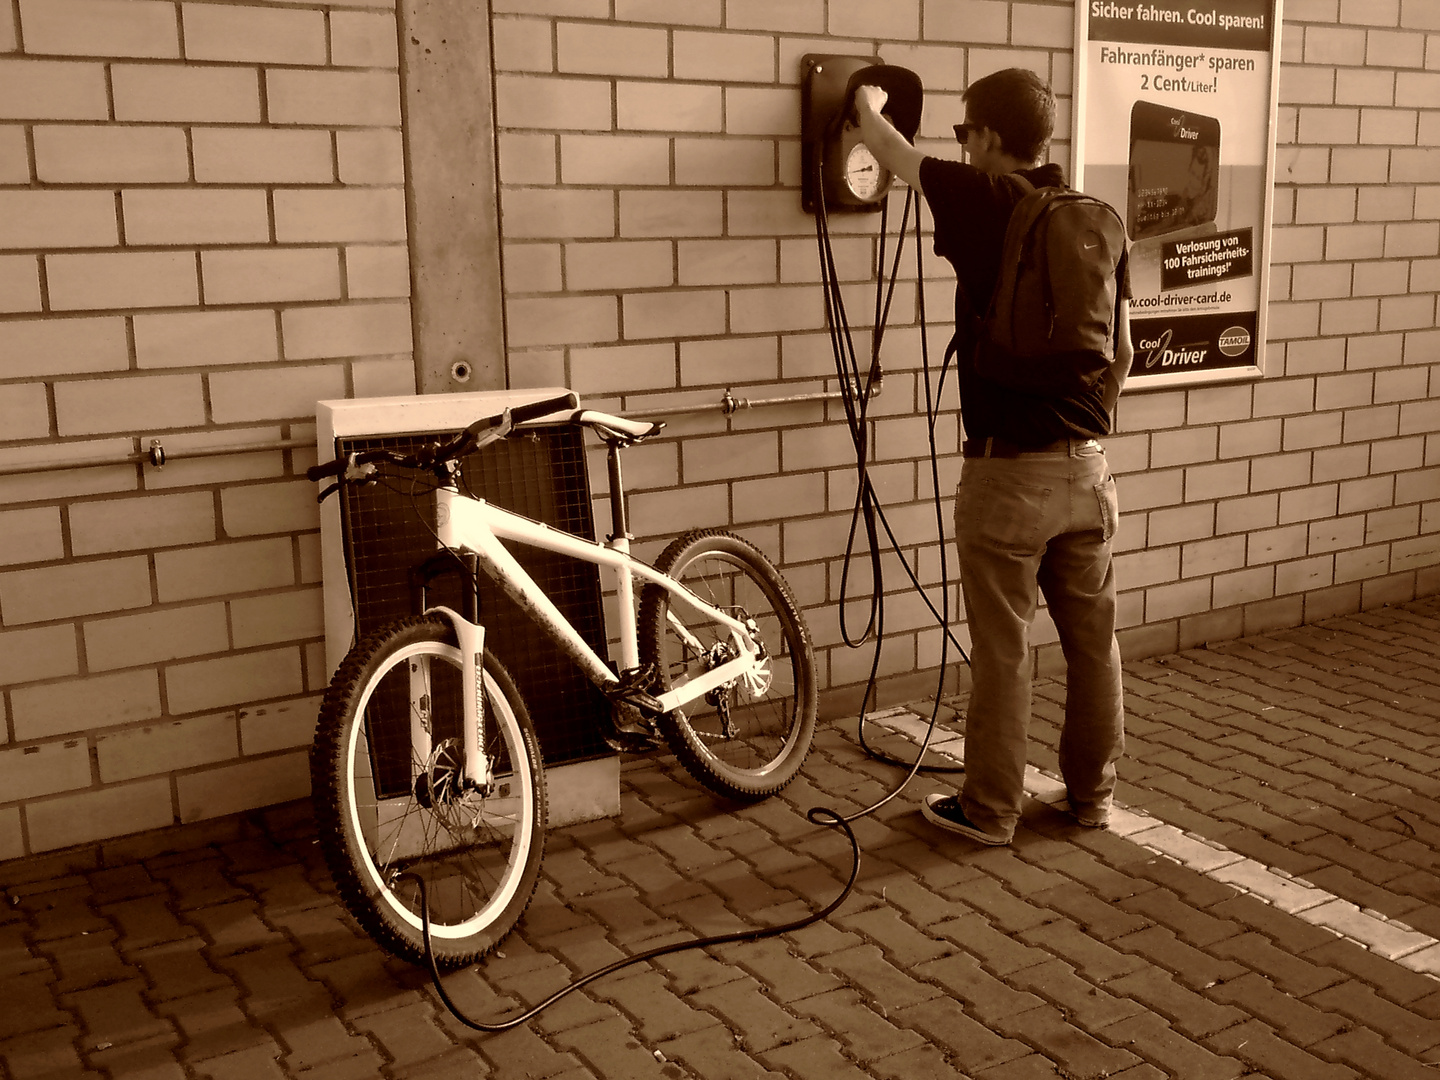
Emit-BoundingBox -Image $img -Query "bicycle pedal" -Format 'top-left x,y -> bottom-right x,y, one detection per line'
603,666 -> 664,717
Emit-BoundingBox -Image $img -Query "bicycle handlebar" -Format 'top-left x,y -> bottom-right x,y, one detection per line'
305,391 -> 578,492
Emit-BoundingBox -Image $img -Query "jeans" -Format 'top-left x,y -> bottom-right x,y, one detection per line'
953,442 -> 1125,838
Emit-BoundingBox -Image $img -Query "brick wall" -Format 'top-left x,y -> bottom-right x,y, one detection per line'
3,0 -> 1438,860
0,0 -> 412,859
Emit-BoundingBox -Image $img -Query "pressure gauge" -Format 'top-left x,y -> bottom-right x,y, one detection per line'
844,143 -> 885,201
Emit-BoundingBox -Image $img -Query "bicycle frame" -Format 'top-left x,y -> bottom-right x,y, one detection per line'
430,483 -> 770,754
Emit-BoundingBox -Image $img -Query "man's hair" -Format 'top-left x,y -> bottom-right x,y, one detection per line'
962,68 -> 1055,164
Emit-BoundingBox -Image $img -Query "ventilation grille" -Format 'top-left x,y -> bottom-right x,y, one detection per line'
336,425 -> 611,766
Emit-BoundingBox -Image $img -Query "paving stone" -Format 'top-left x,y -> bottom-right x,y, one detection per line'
193,1043 -> 291,1080
473,1018 -> 586,1077
150,859 -> 247,912
1104,966 -> 1247,1038
760,1033 -> 876,1080
1205,971 -> 1349,1047
552,1015 -> 684,1079
86,1037 -> 187,1080
1032,884 -> 1151,941
999,1004 -> 1142,1078
0,1024 -> 87,1080
276,1013 -> 373,1070
348,1000 -> 457,1069
1310,1027 -> 1440,1080
589,966 -> 720,1042
1007,957 -> 1148,1031
892,995 -> 1032,1075
1301,936 -> 1440,1006
43,931 -> 144,993
712,936 -> 841,1004
1304,980 -> 1440,1055
182,900 -> 288,956
1299,898 -> 1437,961
942,875 -> 1053,933
1019,918 -> 1150,984
910,950 -> 1045,1028
267,905 -> 372,966
102,895 -> 200,952
1117,887 -> 1242,947
18,885 -> 110,943
688,976 -> 818,1054
1099,1012 -> 1245,1080
786,986 -> 923,1061
61,979 -> 176,1052
161,988 -> 274,1062
656,1024 -> 782,1080
866,1042 -> 970,1080
1208,930 -> 1346,997
1110,927 -> 1246,991
939,895 -> 1051,977
832,901 -> 951,967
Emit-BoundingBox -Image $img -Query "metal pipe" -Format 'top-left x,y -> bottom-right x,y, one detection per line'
622,381 -> 880,420
0,437 -> 314,478
0,382 -> 881,477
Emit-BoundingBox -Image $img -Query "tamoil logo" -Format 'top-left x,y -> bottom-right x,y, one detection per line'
1217,326 -> 1251,357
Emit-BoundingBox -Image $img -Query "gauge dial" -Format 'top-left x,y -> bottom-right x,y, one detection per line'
844,143 -> 884,200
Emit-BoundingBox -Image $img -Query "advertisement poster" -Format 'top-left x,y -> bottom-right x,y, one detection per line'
1072,0 -> 1283,385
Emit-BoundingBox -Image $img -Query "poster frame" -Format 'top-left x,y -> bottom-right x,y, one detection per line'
1071,0 -> 1285,391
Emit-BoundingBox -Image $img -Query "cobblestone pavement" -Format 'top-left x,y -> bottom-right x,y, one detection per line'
4,598 -> 1440,1079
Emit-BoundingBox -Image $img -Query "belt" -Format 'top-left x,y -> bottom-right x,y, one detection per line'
962,436 -> 1100,458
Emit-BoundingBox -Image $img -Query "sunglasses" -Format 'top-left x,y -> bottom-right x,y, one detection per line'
953,123 -> 980,143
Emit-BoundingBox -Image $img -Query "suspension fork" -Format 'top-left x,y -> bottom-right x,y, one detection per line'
412,544 -> 492,791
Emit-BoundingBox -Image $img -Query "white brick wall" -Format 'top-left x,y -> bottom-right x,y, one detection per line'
0,0 -> 410,858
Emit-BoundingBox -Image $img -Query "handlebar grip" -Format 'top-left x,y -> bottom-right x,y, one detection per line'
509,391 -> 578,426
306,458 -> 345,482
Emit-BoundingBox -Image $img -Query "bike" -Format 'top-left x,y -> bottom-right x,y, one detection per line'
305,392 -> 818,968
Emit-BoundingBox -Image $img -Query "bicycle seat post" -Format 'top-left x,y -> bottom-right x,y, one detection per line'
604,437 -> 630,547
603,436 -> 641,674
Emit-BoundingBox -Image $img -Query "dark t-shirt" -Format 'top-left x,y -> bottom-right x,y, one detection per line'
919,156 -> 1127,446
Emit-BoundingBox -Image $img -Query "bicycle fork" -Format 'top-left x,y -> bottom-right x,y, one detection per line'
424,606 -> 492,796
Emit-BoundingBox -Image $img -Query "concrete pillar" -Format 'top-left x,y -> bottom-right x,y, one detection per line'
397,0 -> 507,393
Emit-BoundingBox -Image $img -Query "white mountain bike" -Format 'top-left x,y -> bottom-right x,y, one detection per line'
305,392 -> 817,968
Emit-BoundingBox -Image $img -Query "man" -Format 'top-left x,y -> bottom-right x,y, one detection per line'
855,68 -> 1133,845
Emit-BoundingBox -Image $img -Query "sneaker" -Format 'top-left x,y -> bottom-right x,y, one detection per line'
1063,800 -> 1110,829
921,795 -> 1011,845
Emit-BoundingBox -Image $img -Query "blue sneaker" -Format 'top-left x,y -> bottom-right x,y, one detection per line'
921,795 -> 1011,845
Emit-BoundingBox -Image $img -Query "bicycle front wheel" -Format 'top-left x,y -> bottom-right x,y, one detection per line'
639,529 -> 817,801
311,615 -> 546,969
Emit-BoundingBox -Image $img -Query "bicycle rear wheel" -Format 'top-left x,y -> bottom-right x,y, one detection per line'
639,529 -> 817,801
311,615 -> 546,969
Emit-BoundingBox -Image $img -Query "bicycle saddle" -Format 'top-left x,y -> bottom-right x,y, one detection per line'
577,410 -> 666,444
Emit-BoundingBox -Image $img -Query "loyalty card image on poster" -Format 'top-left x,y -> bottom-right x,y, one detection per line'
1076,0 -> 1279,378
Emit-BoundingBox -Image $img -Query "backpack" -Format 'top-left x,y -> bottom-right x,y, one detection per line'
972,176 -> 1129,404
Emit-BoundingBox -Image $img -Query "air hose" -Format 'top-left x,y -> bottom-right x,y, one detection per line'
403,806 -> 860,1032
815,167 -> 970,777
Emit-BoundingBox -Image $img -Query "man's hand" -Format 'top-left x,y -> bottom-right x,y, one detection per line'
854,84 -> 889,120
852,84 -> 923,191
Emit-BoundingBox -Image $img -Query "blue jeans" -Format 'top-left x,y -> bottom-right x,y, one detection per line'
953,441 -> 1125,838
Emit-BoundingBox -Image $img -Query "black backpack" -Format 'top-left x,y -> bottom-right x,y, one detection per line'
971,176 -> 1129,407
